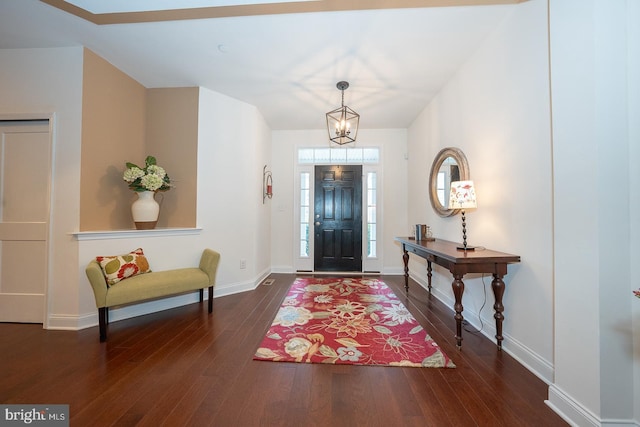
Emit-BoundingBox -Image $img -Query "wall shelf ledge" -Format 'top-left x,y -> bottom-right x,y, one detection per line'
72,227 -> 202,241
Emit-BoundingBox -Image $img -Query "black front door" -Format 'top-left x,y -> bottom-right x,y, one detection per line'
314,165 -> 362,272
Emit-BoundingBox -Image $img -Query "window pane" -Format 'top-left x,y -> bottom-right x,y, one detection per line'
367,172 -> 376,188
300,171 -> 311,258
300,206 -> 309,221
300,222 -> 309,257
363,148 -> 379,163
347,148 -> 363,163
298,148 -> 314,163
367,224 -> 377,257
368,224 -> 376,240
368,188 -> 376,202
366,171 -> 377,259
330,148 -> 347,163
315,148 -> 330,162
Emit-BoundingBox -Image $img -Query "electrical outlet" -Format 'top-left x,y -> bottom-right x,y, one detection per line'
240,259 -> 246,269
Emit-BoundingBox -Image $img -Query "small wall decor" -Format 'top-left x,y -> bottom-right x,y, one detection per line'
428,147 -> 470,217
263,165 -> 273,203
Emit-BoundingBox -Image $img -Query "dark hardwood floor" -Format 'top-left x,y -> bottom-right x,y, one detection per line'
0,274 -> 567,426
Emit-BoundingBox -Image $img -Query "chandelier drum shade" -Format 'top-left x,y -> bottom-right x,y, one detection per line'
326,81 -> 359,146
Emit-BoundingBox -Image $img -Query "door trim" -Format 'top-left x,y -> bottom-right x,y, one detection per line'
292,146 -> 383,274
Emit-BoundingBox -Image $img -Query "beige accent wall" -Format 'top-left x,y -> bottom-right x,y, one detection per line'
80,49 -> 198,230
80,48 -> 146,231
145,88 -> 198,228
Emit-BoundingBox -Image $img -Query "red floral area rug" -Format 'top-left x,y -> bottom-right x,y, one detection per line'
254,277 -> 455,368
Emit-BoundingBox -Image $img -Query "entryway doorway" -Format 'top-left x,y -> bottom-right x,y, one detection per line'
293,146 -> 381,274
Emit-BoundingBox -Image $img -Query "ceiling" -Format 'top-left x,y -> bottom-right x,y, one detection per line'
0,0 -> 523,130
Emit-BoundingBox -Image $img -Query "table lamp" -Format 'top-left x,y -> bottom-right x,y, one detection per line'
449,180 -> 477,250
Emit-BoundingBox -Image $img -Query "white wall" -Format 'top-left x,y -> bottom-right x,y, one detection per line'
0,47 -> 84,329
197,86 -> 272,291
407,0 -> 554,381
548,0 -> 638,425
270,129 -> 408,274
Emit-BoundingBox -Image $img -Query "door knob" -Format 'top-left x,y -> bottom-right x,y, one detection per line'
315,222 -> 321,226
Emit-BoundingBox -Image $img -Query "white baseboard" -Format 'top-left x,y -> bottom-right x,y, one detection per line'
409,269 -> 554,383
546,384 -> 599,427
47,275 -> 265,331
547,385 -> 640,427
270,265 -> 294,274
47,313 -> 97,330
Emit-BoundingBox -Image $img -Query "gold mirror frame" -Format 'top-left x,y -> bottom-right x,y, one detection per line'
428,147 -> 470,217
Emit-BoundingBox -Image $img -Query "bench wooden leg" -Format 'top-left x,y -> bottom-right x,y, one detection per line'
99,307 -> 108,342
208,286 -> 213,313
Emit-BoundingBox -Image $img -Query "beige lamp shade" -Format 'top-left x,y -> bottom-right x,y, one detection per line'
449,180 -> 477,210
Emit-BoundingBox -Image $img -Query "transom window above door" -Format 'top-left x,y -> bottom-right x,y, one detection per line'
298,147 -> 379,164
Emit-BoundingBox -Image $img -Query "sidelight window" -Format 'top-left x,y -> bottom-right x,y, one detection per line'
300,172 -> 310,257
367,172 -> 377,258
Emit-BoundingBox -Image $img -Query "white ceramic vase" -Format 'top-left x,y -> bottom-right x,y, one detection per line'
131,191 -> 159,229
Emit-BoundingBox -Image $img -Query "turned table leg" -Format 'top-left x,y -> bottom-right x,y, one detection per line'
402,248 -> 410,292
451,273 -> 465,349
492,274 -> 506,350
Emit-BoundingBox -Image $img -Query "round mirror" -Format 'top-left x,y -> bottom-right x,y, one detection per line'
428,147 -> 470,217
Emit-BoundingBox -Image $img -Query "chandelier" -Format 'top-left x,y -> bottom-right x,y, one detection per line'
326,81 -> 359,145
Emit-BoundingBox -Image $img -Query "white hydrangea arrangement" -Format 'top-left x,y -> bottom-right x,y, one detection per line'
123,156 -> 171,192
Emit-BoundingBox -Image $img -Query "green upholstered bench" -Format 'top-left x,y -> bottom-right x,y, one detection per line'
86,248 -> 220,342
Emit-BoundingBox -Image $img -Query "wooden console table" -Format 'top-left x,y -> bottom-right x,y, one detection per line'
395,237 -> 520,349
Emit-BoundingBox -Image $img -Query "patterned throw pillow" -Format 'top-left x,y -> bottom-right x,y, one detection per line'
96,248 -> 151,287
